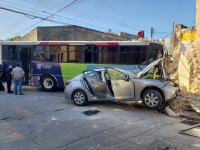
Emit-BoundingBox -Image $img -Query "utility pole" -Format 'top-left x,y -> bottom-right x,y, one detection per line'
172,20 -> 176,33
150,27 -> 153,38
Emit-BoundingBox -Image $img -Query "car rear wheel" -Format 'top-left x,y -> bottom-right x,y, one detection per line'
41,75 -> 57,92
72,90 -> 88,106
142,89 -> 163,110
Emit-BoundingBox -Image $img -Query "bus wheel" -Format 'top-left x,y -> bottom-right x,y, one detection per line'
41,75 -> 56,92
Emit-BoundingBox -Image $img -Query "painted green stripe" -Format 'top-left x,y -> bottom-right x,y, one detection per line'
60,63 -> 88,86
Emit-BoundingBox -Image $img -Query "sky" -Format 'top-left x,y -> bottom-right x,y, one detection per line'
0,0 -> 197,40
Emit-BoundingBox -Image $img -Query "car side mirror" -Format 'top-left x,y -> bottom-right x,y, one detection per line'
125,75 -> 129,81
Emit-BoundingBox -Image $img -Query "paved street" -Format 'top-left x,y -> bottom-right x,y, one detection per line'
0,87 -> 200,150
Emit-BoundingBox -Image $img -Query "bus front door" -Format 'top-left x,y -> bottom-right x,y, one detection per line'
19,47 -> 32,85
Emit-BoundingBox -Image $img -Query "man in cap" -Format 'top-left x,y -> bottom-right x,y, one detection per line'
6,64 -> 13,93
0,64 -> 5,91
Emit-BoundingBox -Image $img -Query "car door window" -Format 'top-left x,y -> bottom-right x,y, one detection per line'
106,68 -> 126,80
83,70 -> 102,80
104,72 -> 110,80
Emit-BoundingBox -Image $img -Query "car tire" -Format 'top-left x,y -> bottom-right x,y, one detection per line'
142,89 -> 163,110
41,75 -> 57,92
72,90 -> 88,106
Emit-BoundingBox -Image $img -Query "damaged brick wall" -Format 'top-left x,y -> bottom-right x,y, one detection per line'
163,0 -> 200,114
196,0 -> 200,38
184,38 -> 200,94
165,24 -> 199,94
165,24 -> 200,113
182,0 -> 200,95
165,0 -> 200,96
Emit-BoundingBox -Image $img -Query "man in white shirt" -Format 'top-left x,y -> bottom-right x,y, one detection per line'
12,64 -> 25,95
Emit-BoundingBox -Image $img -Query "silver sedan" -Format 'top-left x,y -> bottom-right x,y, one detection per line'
64,58 -> 179,110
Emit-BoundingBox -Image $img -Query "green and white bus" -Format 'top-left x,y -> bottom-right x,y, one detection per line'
0,41 -> 164,91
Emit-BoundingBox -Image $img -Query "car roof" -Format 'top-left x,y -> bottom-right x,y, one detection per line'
94,69 -> 104,71
93,68 -> 135,76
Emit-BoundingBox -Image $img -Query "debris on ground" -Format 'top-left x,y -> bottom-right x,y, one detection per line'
82,110 -> 100,116
180,114 -> 200,122
165,106 -> 180,117
169,90 -> 200,114
180,120 -> 200,126
179,123 -> 200,138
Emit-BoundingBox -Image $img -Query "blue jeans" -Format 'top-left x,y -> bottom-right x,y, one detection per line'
14,77 -> 23,95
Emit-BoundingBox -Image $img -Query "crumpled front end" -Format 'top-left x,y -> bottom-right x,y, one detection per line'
162,79 -> 180,101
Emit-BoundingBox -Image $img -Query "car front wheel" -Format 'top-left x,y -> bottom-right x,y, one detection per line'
142,89 -> 163,110
72,90 -> 88,106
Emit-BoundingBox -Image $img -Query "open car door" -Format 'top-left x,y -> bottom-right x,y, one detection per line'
82,70 -> 107,98
105,68 -> 134,100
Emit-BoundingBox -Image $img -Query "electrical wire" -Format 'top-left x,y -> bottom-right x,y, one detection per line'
163,0 -> 185,30
0,6 -> 147,38
95,0 -> 151,29
20,0 -> 171,33
0,0 -> 87,38
0,0 -> 51,37
0,0 -> 176,39
0,1 -> 147,30
0,6 -> 69,24
21,0 -> 151,30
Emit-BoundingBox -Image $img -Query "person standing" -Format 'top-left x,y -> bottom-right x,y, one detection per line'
12,64 -> 25,95
0,64 -> 5,91
6,64 -> 13,93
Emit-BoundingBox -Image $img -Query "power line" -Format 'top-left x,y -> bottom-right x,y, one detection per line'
1,0 -> 147,31
20,0 -> 151,31
42,0 -> 72,12
0,0 -> 52,37
0,0 -> 172,39
95,0 -> 151,29
48,0 -> 85,18
0,6 -> 69,24
0,4 -> 147,38
0,0 -> 86,38
163,0 -> 185,30
10,0 -> 167,33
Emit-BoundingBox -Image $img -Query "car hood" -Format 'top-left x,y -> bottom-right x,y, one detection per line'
137,57 -> 165,78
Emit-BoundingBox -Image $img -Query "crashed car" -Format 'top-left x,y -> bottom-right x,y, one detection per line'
64,58 -> 179,110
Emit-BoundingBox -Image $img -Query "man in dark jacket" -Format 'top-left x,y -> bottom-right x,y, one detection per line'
6,64 -> 13,93
0,64 -> 5,91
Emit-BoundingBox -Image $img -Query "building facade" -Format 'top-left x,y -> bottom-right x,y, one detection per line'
15,25 -> 134,41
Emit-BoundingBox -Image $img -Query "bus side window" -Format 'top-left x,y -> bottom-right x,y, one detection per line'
149,53 -> 157,64
119,46 -> 147,65
34,46 -> 45,61
8,46 -> 17,60
102,46 -> 118,64
157,50 -> 163,59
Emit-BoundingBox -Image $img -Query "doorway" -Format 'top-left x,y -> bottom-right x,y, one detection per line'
84,51 -> 92,63
19,47 -> 31,85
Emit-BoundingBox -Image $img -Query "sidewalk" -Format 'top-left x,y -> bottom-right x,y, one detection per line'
1,82 -> 41,92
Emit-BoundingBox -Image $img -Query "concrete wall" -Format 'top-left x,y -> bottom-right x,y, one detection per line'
17,26 -> 129,41
19,28 -> 38,41
180,30 -> 196,52
177,53 -> 190,90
